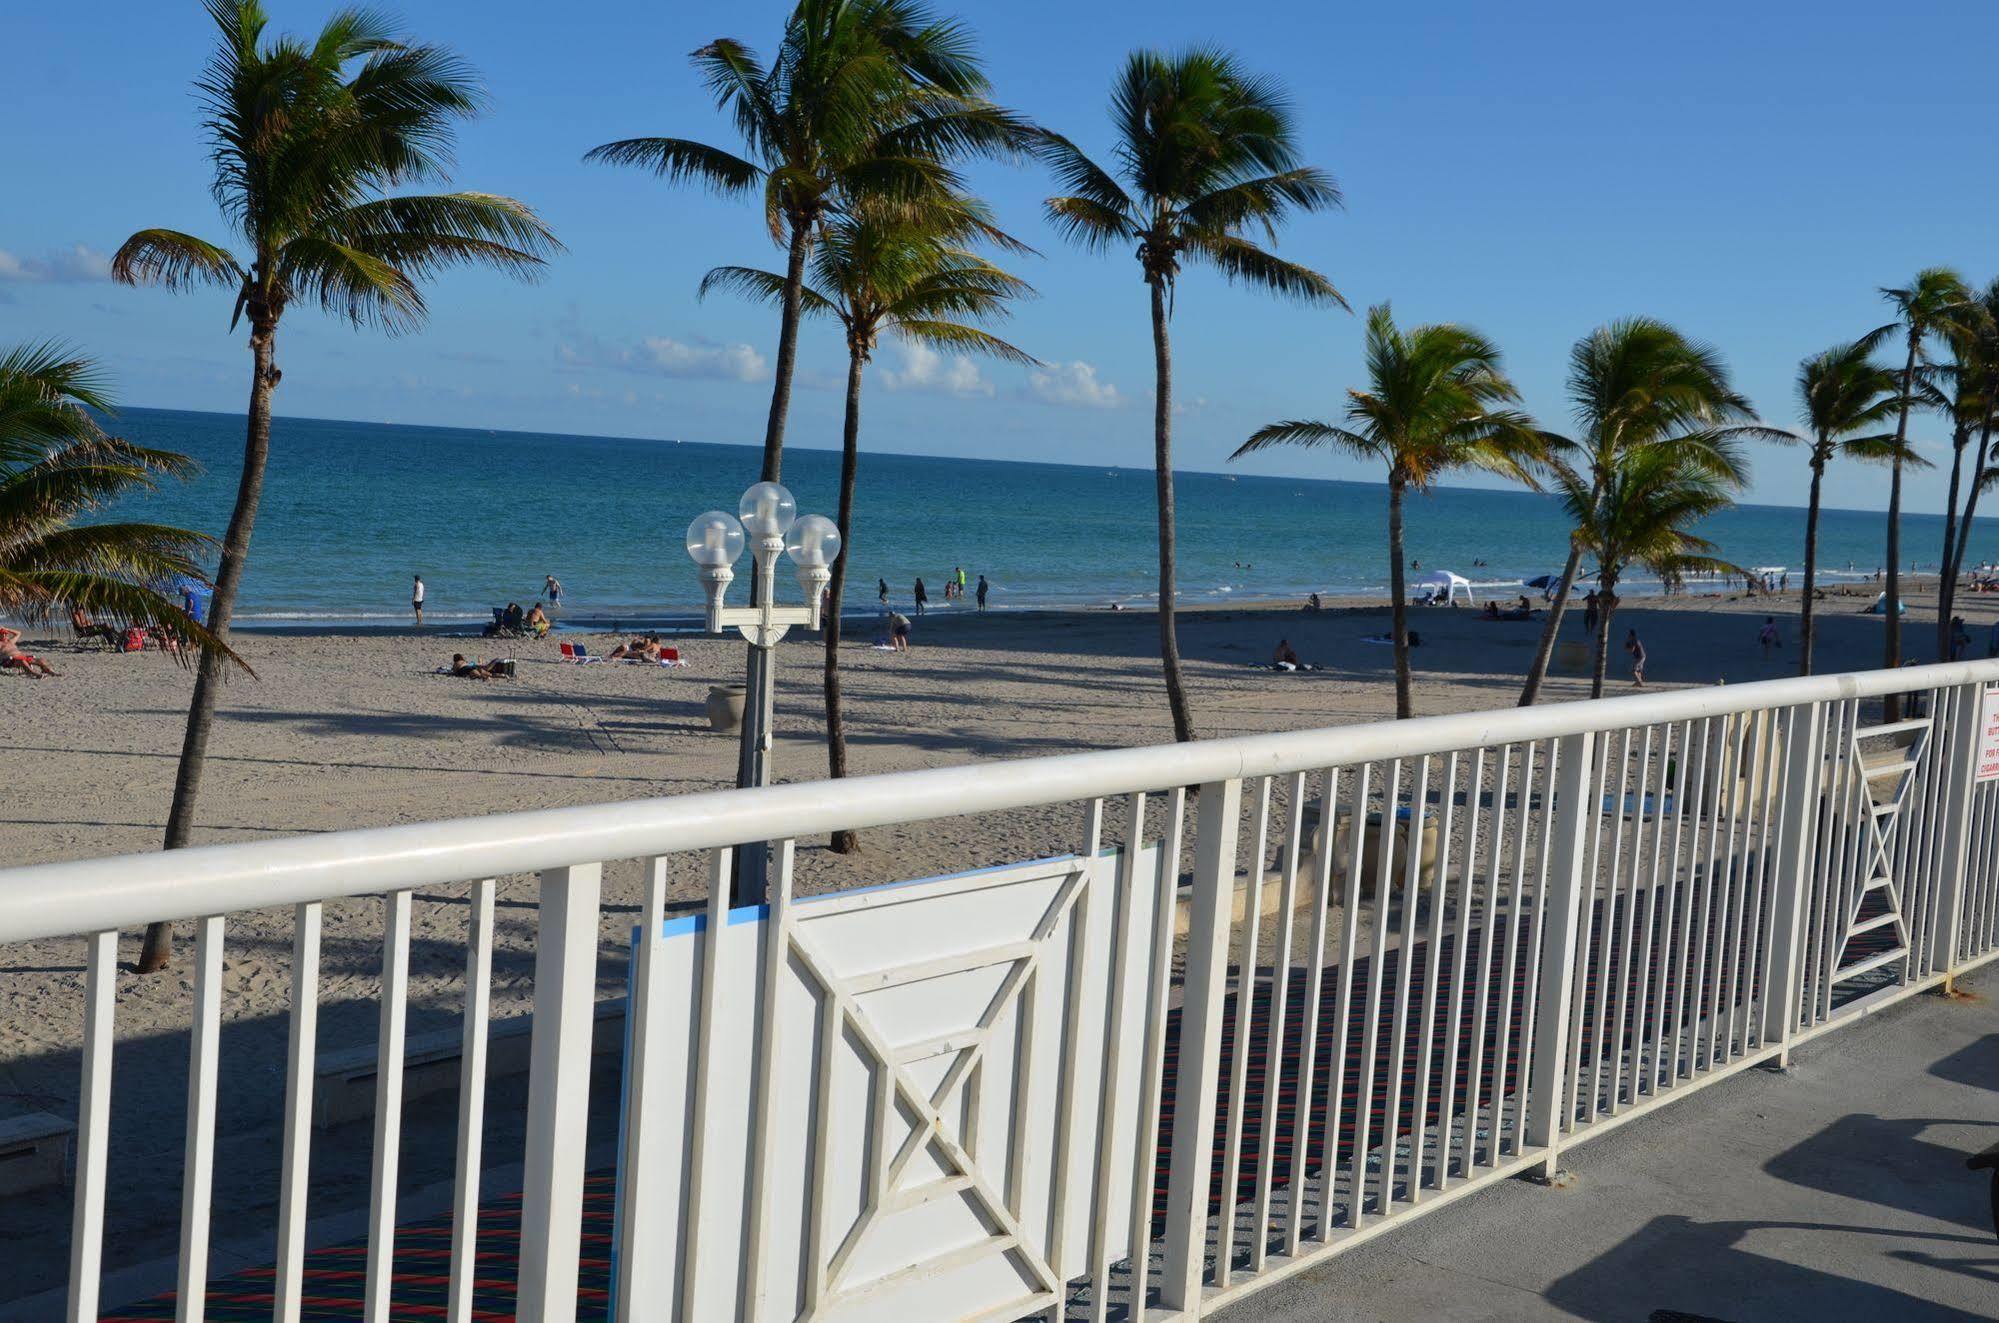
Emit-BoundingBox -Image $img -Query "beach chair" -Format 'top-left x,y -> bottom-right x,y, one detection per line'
569,643 -> 605,664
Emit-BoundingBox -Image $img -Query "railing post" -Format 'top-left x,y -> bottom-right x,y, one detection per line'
517,863 -> 603,1323
1760,703 -> 1824,1067
1159,777 -> 1242,1316
1931,681 -> 1987,986
1525,731 -> 1595,1182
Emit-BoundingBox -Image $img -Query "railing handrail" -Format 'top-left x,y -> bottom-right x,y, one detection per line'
3,656 -> 1992,945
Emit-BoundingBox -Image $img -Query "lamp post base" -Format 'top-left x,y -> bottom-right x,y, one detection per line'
732,639 -> 778,904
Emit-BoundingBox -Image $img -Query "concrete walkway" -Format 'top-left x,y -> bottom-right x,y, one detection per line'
1229,969 -> 1999,1322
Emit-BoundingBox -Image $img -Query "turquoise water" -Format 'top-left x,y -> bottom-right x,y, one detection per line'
98,406 -> 1969,625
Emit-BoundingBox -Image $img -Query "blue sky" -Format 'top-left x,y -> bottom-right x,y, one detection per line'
5,0 -> 1998,513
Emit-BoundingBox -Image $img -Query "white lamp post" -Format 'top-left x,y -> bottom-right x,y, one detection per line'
685,482 -> 840,900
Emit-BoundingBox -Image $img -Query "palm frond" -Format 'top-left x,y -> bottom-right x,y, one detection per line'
581,136 -> 764,195
1232,419 -> 1378,460
699,264 -> 839,319
890,320 -> 1039,366
272,235 -> 424,332
111,229 -> 245,292
1186,233 -> 1346,307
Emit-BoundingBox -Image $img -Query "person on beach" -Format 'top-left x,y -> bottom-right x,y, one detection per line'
888,610 -> 912,651
524,602 -> 551,637
914,578 -> 928,616
1758,617 -> 1781,659
448,652 -> 501,680
544,575 -> 563,607
0,626 -> 58,677
1583,589 -> 1600,636
1951,616 -> 1971,661
608,635 -> 661,662
976,575 -> 989,611
1273,638 -> 1302,668
1625,628 -> 1647,687
67,606 -> 120,648
412,574 -> 426,626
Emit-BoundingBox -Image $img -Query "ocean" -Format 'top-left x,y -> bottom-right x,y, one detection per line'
97,406 -> 1961,627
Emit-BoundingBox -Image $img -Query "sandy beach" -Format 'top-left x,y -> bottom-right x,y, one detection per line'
0,583 -> 1973,1306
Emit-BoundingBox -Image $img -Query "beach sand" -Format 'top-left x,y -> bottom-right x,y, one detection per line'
0,582 -> 1973,1306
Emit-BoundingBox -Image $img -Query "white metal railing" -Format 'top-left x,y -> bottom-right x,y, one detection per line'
6,659 -> 1999,1321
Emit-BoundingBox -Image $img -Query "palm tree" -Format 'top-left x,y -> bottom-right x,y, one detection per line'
1761,335 -> 1910,674
1231,305 -> 1550,718
1040,48 -> 1345,742
0,343 -> 229,649
1927,279 -> 1999,658
112,0 -> 559,972
1517,320 -> 1756,705
1552,443 -> 1743,696
1878,268 -> 1968,686
585,0 -> 1027,802
585,0 -> 1024,485
701,199 -> 1035,851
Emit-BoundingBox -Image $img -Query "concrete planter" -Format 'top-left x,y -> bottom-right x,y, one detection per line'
706,683 -> 747,734
1331,808 -> 1441,895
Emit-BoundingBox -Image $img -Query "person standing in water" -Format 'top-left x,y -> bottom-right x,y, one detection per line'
544,574 -> 563,607
913,578 -> 929,616
976,574 -> 989,611
878,578 -> 889,606
412,574 -> 426,626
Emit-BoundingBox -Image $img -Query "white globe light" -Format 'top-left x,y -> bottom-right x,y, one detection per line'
738,481 -> 797,539
685,510 -> 745,568
785,514 -> 842,569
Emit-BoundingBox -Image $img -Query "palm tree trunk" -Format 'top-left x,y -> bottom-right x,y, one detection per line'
1386,476 -> 1412,719
761,220 -> 812,482
1946,414 -> 1996,621
1519,540 -> 1585,705
736,219 -> 815,796
1884,332 -> 1918,721
141,315 -> 279,973
1800,457 -> 1825,676
1150,278 -> 1194,744
825,348 -> 864,854
1937,422 -> 1969,662
1590,580 -> 1616,699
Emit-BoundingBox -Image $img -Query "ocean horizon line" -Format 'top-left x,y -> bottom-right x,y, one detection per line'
108,403 -> 1947,525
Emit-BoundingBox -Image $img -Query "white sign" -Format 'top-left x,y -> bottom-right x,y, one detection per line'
1978,684 -> 1999,782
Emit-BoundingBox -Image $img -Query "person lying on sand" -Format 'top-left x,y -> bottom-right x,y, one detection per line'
608,636 -> 661,662
1,626 -> 59,677
448,653 -> 503,680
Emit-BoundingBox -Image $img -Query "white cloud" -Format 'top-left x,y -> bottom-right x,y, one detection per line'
877,341 -> 993,398
0,242 -> 114,284
1023,359 -> 1122,409
633,336 -> 767,382
557,331 -> 768,383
